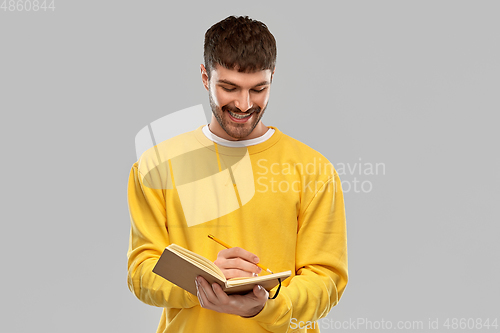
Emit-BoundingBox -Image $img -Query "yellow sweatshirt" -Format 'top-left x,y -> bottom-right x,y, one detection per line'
127,125 -> 348,333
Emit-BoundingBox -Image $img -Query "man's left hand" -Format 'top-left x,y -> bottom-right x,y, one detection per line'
195,276 -> 268,317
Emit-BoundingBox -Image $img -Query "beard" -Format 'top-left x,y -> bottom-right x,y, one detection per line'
208,89 -> 267,140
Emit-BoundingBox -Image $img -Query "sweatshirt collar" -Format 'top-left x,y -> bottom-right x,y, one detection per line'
193,125 -> 282,155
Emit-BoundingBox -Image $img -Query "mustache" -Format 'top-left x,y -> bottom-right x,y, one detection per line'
222,105 -> 261,114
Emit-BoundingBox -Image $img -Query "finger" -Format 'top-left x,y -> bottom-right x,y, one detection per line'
217,247 -> 260,264
222,268 -> 259,279
218,258 -> 262,276
195,280 -> 205,308
211,283 -> 230,304
227,258 -> 262,274
197,291 -> 204,307
196,276 -> 219,305
196,277 -> 214,308
215,256 -> 262,276
253,285 -> 269,301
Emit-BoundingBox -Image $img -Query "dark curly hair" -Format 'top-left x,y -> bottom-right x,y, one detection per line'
204,16 -> 277,80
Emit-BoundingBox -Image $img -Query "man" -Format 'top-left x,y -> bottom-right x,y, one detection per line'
127,16 -> 348,333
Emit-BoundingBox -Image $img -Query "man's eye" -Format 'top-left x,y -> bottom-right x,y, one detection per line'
221,87 -> 266,93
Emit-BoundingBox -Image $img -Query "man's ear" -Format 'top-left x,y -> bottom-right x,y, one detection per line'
271,67 -> 276,83
200,64 -> 209,91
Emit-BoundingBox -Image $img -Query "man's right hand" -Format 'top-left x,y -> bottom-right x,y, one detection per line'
214,247 -> 262,279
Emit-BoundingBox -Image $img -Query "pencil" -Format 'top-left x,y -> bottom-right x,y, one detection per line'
208,234 -> 274,274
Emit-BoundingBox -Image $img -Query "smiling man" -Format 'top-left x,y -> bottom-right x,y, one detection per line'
127,16 -> 348,333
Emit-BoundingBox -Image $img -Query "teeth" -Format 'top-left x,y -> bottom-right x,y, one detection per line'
228,110 -> 252,119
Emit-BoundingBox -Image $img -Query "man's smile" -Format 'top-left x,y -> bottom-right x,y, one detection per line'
227,109 -> 252,119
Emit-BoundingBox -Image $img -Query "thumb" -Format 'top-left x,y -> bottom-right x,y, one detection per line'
254,285 -> 268,299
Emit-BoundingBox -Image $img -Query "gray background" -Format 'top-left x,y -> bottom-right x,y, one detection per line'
1,1 -> 498,332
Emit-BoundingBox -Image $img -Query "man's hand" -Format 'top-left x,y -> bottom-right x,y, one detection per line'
214,247 -> 262,279
195,276 -> 268,317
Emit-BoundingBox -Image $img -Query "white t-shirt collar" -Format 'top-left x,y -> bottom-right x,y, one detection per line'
202,124 -> 275,147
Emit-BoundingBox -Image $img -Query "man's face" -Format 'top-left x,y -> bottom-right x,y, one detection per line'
202,63 -> 274,140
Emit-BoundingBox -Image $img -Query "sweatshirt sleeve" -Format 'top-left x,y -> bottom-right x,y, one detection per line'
126,162 -> 199,309
249,171 -> 348,332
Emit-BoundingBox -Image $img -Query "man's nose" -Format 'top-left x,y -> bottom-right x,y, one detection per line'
233,90 -> 253,112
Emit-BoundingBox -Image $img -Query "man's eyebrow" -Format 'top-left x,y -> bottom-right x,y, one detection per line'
216,79 -> 270,87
